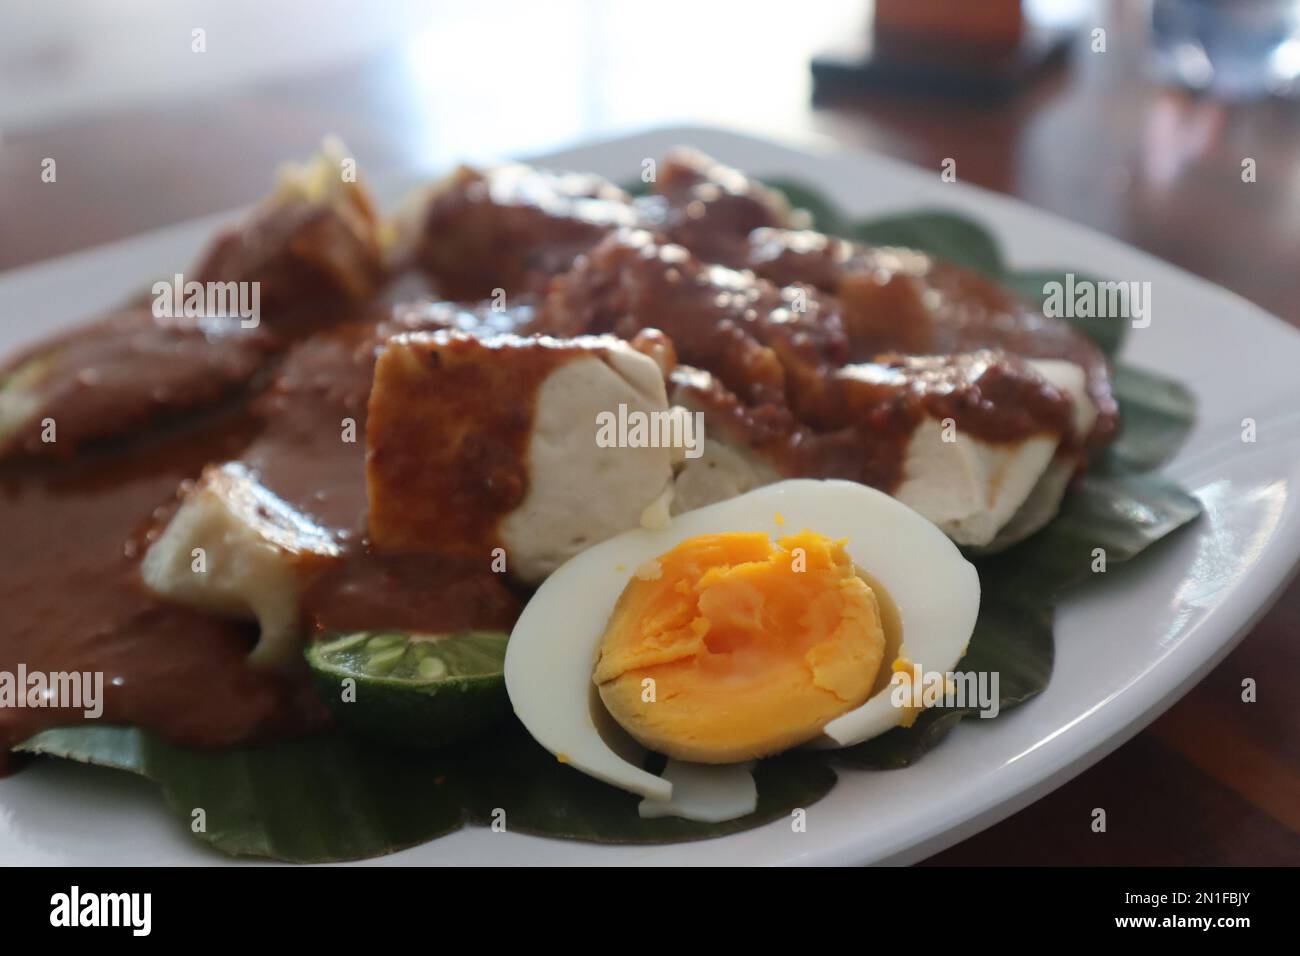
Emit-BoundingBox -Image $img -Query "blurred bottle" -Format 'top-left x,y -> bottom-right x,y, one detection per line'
1151,0 -> 1300,99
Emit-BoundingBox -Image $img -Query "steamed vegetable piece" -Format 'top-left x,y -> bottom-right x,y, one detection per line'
306,630 -> 511,749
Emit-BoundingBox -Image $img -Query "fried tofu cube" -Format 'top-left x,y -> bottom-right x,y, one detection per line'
366,331 -> 677,583
140,462 -> 340,668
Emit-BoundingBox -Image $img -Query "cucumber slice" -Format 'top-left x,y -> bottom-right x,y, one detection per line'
306,630 -> 511,750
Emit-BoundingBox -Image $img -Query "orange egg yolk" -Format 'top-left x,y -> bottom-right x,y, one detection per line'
593,530 -> 886,763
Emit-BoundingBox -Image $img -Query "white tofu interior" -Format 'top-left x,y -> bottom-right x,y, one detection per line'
1027,358 -> 1098,438
667,367 -> 779,516
140,462 -> 340,669
671,439 -> 780,515
666,359 -> 1093,549
500,342 -> 677,583
967,358 -> 1099,552
893,420 -> 1061,549
977,457 -> 1077,553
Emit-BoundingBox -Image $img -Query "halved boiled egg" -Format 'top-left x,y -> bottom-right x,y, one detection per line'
595,528 -> 887,763
504,479 -> 980,818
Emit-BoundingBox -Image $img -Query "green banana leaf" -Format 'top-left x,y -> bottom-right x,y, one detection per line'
1104,364 -> 1198,473
760,177 -> 849,238
1000,270 -> 1127,358
14,176 -> 1202,861
457,721 -> 836,844
17,725 -> 466,863
849,211 -> 1006,277
17,719 -> 836,861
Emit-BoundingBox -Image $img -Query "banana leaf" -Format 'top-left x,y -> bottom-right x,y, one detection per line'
14,177 -> 1202,861
760,177 -> 849,238
848,211 -> 1006,277
16,725 -> 466,863
17,719 -> 836,861
1000,270 -> 1127,358
1103,364 -> 1198,473
457,720 -> 836,844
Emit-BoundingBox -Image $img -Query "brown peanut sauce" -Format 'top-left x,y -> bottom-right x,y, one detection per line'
534,228 -> 1087,493
0,288 -> 525,772
743,228 -> 1118,455
0,405 -> 327,774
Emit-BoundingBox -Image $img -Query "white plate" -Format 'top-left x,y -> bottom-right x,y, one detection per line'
3,126 -> 1298,866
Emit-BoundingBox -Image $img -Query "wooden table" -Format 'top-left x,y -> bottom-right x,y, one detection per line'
2,1 -> 1296,865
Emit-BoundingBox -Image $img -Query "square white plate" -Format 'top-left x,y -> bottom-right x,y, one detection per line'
3,126 -> 1298,866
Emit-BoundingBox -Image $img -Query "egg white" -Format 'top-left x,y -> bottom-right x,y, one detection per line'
504,478 -> 981,807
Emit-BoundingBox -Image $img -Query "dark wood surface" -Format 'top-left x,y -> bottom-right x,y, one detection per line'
2,1 -> 1296,865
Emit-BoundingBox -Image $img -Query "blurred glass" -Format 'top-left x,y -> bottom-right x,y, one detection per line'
1151,0 -> 1300,99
